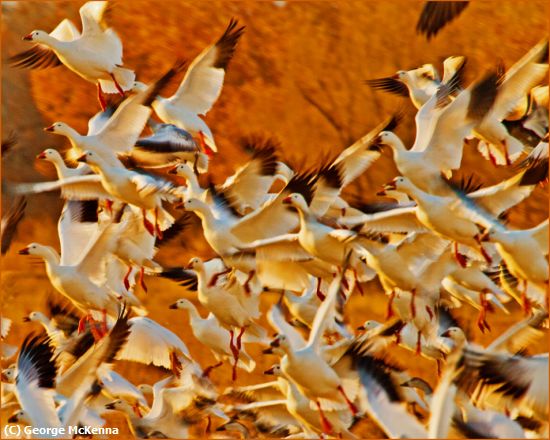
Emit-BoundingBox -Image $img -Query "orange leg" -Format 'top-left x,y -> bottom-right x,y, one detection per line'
521,280 -> 533,316
202,361 -> 223,378
236,326 -> 246,351
316,400 -> 333,434
142,209 -> 155,236
410,288 -> 417,319
416,330 -> 422,355
208,268 -> 231,287
453,242 -> 467,268
154,207 -> 163,240
101,309 -> 108,335
354,269 -> 364,296
337,385 -> 358,415
109,73 -> 125,97
123,265 -> 132,291
477,290 -> 491,333
197,131 -> 215,159
316,277 -> 326,301
243,270 -> 255,295
139,267 -> 147,293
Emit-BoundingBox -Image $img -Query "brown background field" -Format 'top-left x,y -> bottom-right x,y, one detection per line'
1,1 -> 548,437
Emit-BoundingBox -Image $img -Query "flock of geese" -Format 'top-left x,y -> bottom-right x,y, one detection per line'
1,1 -> 549,439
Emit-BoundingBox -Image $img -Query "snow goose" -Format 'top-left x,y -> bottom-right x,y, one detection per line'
151,19 -> 245,155
378,176 -> 494,265
262,364 -> 357,438
481,219 -> 548,311
10,1 -> 135,111
463,349 -> 549,423
12,309 -> 131,434
416,1 -> 469,40
169,298 -> 256,378
1,196 -> 26,255
186,256 -> 265,380
43,60 -> 185,167
474,39 -> 549,165
263,272 -> 360,434
366,56 -> 466,109
18,219 -> 133,338
374,70 -> 499,193
35,148 -> 91,178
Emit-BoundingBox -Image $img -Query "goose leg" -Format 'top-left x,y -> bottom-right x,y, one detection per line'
453,242 -> 467,267
154,207 -> 163,240
477,290 -> 491,333
101,309 -> 108,336
386,290 -> 395,320
139,266 -> 147,293
228,330 -> 239,363
337,385 -> 358,415
501,139 -> 511,166
316,277 -> 326,301
197,131 -> 215,159
105,199 -> 114,215
236,326 -> 246,350
521,280 -> 532,316
202,361 -> 223,378
416,330 -> 422,355
315,400 -> 333,434
479,245 -> 492,264
243,270 -> 256,295
142,209 -> 155,236
96,82 -> 106,112
109,73 -> 125,97
436,359 -> 442,378
123,265 -> 133,291
410,288 -> 417,319
170,351 -> 182,378
208,268 -> 231,287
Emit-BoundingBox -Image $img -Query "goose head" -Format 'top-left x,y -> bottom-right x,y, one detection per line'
282,192 -> 309,212
1,364 -> 16,382
269,334 -> 292,352
169,298 -> 193,311
22,30 -> 50,43
168,162 -> 194,180
373,131 -> 406,152
137,383 -> 153,395
22,311 -> 47,324
76,150 -> 100,165
131,81 -> 148,93
440,327 -> 467,347
36,148 -> 62,162
18,243 -> 48,258
43,122 -> 74,137
105,399 -> 134,414
186,257 -> 204,271
356,319 -> 380,332
382,176 -> 416,196
8,409 -> 30,424
182,197 -> 205,212
263,364 -> 283,376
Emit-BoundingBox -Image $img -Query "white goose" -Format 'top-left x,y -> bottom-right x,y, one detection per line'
36,148 -> 91,178
374,70 -> 499,194
151,19 -> 245,155
10,1 -> 135,111
43,61 -> 184,167
169,298 -> 256,379
186,257 -> 265,381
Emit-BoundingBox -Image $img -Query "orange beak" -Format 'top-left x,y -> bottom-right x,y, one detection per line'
282,196 -> 292,204
18,247 -> 30,255
22,33 -> 33,41
43,124 -> 55,132
168,165 -> 179,175
36,151 -> 47,160
76,154 -> 87,163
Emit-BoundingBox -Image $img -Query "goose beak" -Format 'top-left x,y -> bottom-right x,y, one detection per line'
18,247 -> 30,255
168,302 -> 178,310
282,196 -> 292,204
22,33 -> 33,41
36,151 -> 47,160
476,231 -> 489,242
356,324 -> 366,331
76,154 -> 87,163
43,124 -> 55,132
168,165 -> 179,175
7,414 -> 18,423
22,317 -> 31,322
105,402 -> 116,410
174,201 -> 184,210
262,347 -> 273,354
376,187 -> 386,196
383,181 -> 397,191
263,367 -> 275,375
1,372 -> 9,381
440,329 -> 451,338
